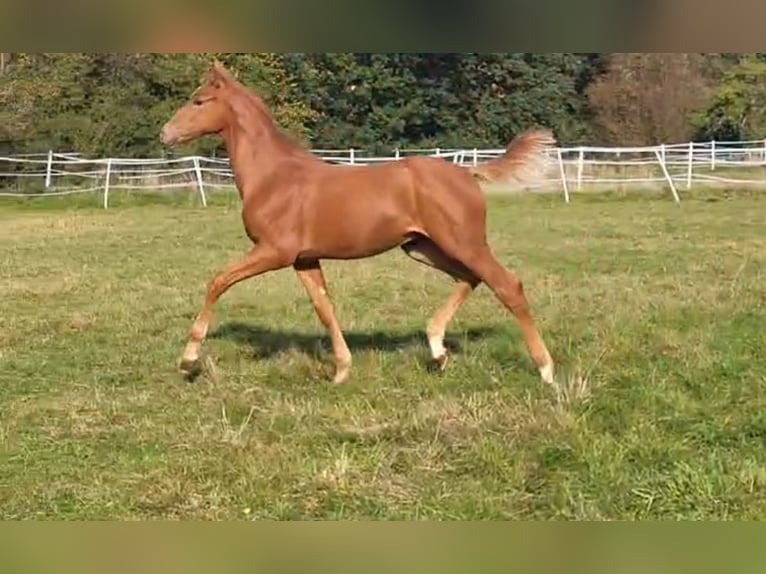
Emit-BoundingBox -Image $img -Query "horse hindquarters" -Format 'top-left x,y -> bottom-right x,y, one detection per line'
412,164 -> 555,384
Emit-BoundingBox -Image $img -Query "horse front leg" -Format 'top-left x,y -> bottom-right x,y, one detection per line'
180,244 -> 290,378
294,259 -> 352,384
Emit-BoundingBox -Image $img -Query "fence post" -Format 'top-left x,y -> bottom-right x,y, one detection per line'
686,141 -> 694,189
193,157 -> 208,207
710,140 -> 716,171
655,148 -> 680,204
576,147 -> 584,191
45,150 -> 53,189
557,149 -> 570,204
472,148 -> 478,167
395,148 -> 400,160
103,158 -> 112,209
349,148 -> 355,165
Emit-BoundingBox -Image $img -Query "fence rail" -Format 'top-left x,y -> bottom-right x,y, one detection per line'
2,139 -> 766,207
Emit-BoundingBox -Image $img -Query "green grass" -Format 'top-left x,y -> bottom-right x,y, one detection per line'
1,187 -> 766,520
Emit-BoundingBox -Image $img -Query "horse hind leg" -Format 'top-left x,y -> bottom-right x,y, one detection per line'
401,236 -> 480,371
455,244 -> 554,384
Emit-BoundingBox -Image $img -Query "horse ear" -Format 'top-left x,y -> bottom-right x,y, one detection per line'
209,59 -> 235,87
212,59 -> 226,74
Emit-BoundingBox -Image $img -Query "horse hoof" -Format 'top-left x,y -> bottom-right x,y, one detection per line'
539,362 -> 555,384
332,374 -> 349,385
435,353 -> 449,371
426,353 -> 449,374
332,367 -> 350,385
179,358 -> 202,380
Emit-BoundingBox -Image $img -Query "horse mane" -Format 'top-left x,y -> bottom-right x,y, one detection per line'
223,75 -> 314,160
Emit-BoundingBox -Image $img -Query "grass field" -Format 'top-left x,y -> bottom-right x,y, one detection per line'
1,188 -> 765,520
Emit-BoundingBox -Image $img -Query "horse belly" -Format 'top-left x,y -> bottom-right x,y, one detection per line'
305,190 -> 415,259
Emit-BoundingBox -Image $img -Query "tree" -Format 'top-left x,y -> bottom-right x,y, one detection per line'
691,54 -> 766,141
0,53 -> 91,154
282,53 -> 441,152
6,53 -> 739,157
586,53 -> 716,145
283,53 -> 593,151
0,53 -> 317,157
445,53 -> 593,147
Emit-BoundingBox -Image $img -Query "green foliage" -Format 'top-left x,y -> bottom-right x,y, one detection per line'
0,53 -> 601,156
0,53 -> 315,157
1,53 -> 761,156
282,53 -> 595,151
692,54 -> 766,141
282,53 -> 443,151
0,53 -> 90,153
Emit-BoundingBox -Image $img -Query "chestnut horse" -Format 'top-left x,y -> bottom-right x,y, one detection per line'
160,61 -> 556,385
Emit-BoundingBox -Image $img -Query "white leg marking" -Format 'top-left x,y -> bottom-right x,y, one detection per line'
182,341 -> 200,364
428,333 -> 446,360
539,362 -> 555,384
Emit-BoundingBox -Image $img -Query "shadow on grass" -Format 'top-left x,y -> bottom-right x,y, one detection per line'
209,321 -> 501,361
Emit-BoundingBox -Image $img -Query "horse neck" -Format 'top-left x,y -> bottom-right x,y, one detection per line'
220,99 -> 315,201
223,93 -> 321,200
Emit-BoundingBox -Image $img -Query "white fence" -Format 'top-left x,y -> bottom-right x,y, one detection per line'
2,139 -> 766,208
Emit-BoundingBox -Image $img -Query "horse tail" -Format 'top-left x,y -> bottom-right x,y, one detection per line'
467,129 -> 556,187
